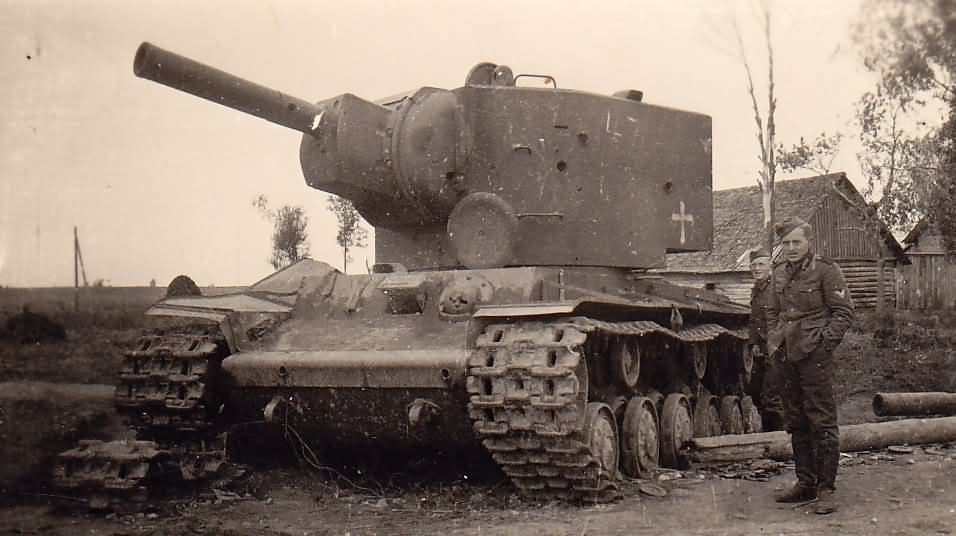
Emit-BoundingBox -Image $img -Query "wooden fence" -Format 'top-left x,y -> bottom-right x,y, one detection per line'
897,254 -> 956,309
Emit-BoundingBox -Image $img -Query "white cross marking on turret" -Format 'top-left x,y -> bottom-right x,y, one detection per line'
671,201 -> 694,244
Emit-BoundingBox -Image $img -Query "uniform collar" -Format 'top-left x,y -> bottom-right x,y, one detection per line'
786,252 -> 813,272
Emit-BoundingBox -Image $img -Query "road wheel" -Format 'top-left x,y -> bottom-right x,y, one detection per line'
660,394 -> 693,469
612,340 -> 640,392
740,396 -> 762,433
693,394 -> 722,438
620,396 -> 659,478
583,402 -> 620,482
720,396 -> 744,435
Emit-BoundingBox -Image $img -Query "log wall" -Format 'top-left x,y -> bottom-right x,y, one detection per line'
663,258 -> 896,309
660,272 -> 753,305
836,258 -> 897,310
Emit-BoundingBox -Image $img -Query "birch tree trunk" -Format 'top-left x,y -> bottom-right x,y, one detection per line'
736,2 -> 776,253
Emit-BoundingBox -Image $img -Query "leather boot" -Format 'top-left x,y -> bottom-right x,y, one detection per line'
815,437 -> 840,492
815,487 -> 837,514
774,483 -> 817,503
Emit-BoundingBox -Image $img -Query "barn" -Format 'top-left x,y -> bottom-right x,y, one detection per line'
897,219 -> 956,309
661,173 -> 906,308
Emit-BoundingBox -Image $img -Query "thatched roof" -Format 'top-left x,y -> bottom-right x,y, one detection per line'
665,173 -> 904,273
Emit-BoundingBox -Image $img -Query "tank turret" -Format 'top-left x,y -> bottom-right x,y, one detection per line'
134,43 -> 713,271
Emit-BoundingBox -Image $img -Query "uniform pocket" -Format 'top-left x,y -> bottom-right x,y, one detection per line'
801,317 -> 827,349
796,284 -> 823,309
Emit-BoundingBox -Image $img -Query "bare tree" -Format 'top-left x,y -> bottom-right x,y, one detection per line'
253,194 -> 311,270
327,195 -> 369,274
776,132 -> 844,175
734,1 -> 777,251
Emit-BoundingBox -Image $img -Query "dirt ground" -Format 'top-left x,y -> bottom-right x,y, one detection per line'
2,310 -> 956,535
2,446 -> 956,535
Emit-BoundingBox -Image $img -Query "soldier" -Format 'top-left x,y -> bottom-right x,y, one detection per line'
748,248 -> 784,431
767,216 -> 854,515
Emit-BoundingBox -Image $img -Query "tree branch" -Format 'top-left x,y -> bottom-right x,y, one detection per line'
927,74 -> 956,98
733,17 -> 768,187
764,2 -> 776,187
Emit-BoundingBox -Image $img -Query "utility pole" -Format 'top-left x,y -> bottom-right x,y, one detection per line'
74,226 -> 88,311
74,226 -> 79,312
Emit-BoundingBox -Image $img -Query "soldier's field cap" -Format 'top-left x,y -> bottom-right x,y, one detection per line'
774,216 -> 809,239
749,247 -> 771,262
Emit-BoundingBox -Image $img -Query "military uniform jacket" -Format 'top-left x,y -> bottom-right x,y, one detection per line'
749,276 -> 771,348
766,254 -> 855,361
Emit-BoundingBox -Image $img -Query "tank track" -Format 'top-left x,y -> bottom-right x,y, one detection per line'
53,325 -> 228,509
465,317 -> 746,502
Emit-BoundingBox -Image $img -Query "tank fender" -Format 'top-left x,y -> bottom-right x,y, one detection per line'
222,349 -> 469,389
143,305 -> 239,353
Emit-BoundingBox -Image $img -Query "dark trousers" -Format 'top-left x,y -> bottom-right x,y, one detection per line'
780,344 -> 839,490
755,349 -> 785,430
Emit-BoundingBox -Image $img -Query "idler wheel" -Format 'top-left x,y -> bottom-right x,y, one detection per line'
447,192 -> 518,269
693,394 -> 721,438
583,402 -> 620,481
612,340 -> 640,392
620,396 -> 659,478
659,394 -> 693,469
740,396 -> 763,434
719,396 -> 745,435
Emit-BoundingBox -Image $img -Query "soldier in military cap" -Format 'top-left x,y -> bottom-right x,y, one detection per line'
767,216 -> 854,515
748,247 -> 783,431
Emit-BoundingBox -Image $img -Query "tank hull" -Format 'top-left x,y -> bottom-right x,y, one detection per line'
221,348 -> 475,447
54,49 -> 760,504
222,385 -> 473,448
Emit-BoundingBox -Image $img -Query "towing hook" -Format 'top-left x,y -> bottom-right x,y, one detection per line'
263,394 -> 303,423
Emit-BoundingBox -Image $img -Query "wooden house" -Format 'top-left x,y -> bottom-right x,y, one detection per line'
897,219 -> 956,309
661,173 -> 906,308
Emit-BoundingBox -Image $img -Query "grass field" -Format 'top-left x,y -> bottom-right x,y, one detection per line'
0,285 -> 244,384
0,286 -> 244,316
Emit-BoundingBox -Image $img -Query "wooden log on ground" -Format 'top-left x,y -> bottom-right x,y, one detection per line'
873,392 -> 956,417
688,416 -> 956,464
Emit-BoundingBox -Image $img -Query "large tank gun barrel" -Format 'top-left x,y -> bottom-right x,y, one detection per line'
132,42 -> 466,229
133,42 -> 323,136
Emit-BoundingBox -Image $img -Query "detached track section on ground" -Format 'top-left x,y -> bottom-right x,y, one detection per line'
52,325 -> 229,508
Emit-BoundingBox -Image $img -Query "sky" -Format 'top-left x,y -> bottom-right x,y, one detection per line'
0,0 -> 874,287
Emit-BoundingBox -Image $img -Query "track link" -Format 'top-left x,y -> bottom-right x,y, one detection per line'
466,318 -> 747,502
53,325 -> 228,508
466,321 -> 620,502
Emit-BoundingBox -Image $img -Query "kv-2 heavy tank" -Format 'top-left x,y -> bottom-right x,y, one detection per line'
56,43 -> 761,504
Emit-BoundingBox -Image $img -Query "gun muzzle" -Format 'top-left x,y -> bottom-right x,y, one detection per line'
134,42 -> 324,136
